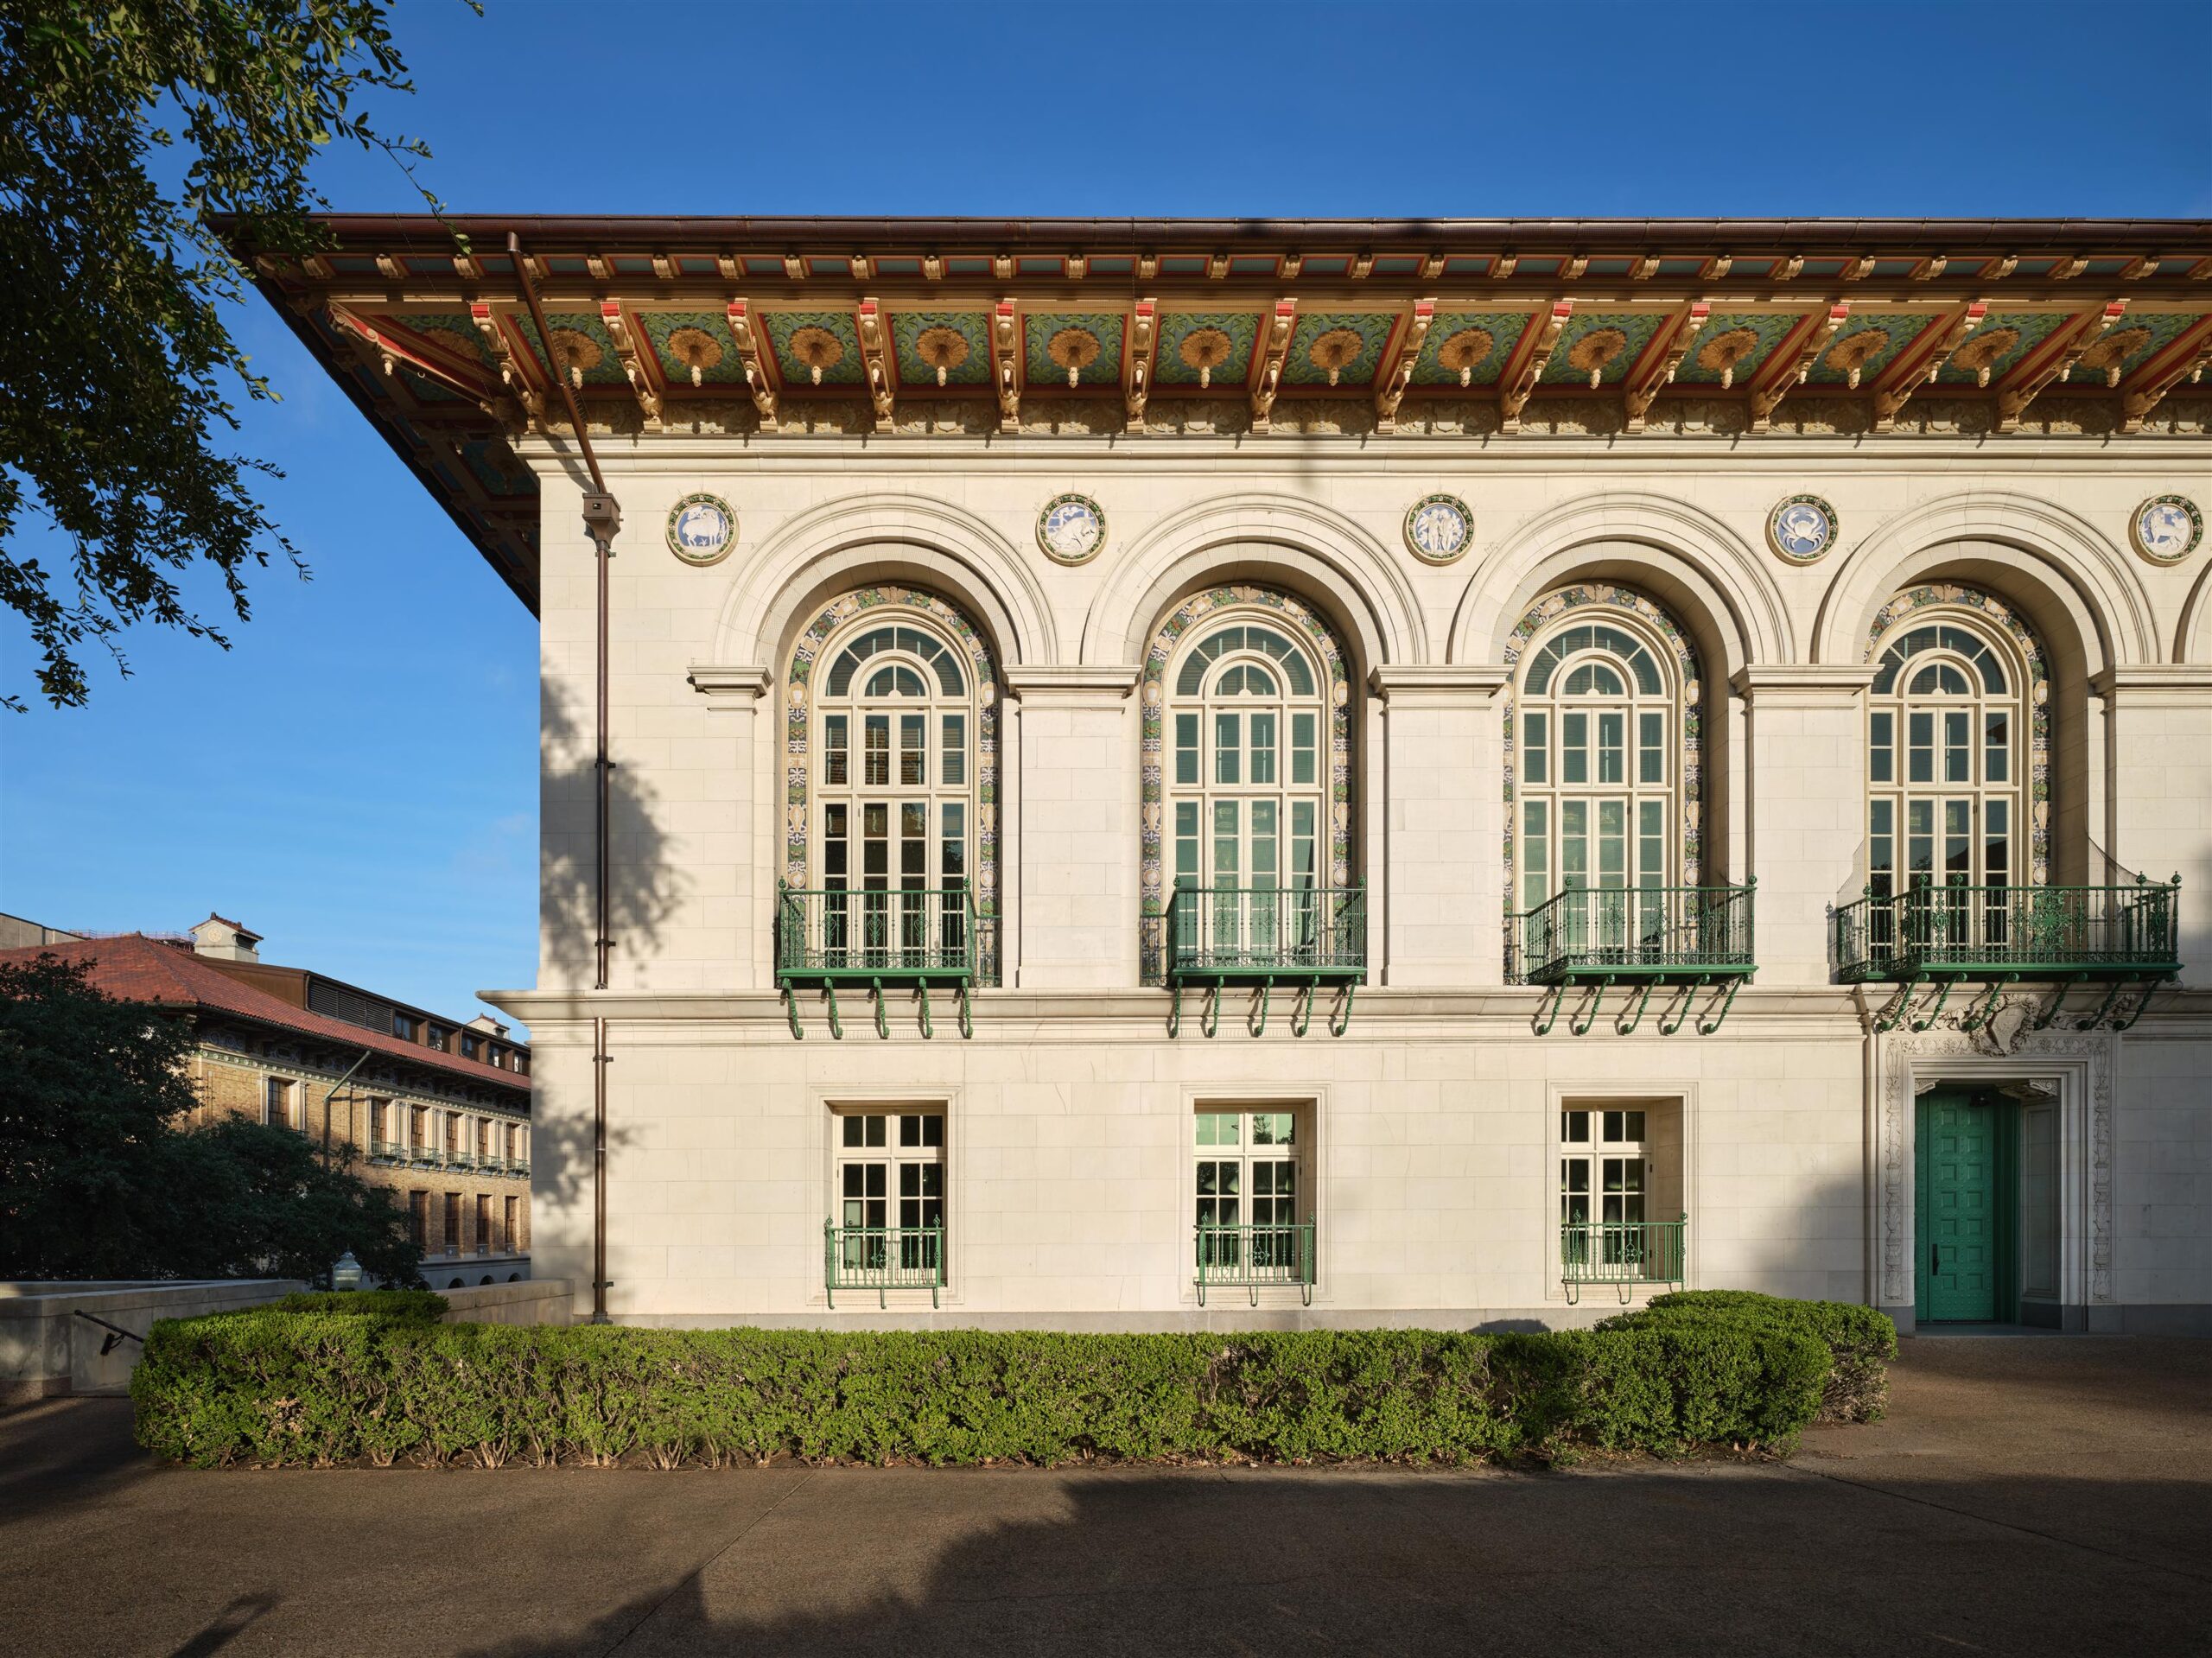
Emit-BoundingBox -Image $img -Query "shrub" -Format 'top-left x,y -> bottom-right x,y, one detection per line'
1597,1291 -> 1897,1423
275,1290 -> 448,1321
131,1313 -> 1844,1470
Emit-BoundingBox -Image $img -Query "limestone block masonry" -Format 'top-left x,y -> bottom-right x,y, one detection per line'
489,441 -> 2212,1336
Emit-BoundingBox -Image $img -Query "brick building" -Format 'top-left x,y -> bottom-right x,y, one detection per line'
1,917 -> 533,1284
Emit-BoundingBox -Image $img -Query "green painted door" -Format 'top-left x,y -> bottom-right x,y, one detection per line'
1916,1089 -> 2004,1323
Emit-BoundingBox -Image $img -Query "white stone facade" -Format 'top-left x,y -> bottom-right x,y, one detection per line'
492,436 -> 2212,1334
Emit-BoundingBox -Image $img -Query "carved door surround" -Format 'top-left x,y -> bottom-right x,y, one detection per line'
1877,1026 -> 2111,1324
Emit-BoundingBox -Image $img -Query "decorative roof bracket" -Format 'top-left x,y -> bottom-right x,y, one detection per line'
722,300 -> 778,423
1500,298 -> 1572,431
599,301 -> 664,429
1250,298 -> 1296,432
1999,299 -> 2126,430
1125,297 -> 1156,432
1374,298 -> 1435,432
1748,302 -> 1847,430
993,299 -> 1020,431
855,296 -> 894,430
2120,316 -> 2212,431
1872,298 -> 1986,430
468,302 -> 545,427
1624,300 -> 1707,432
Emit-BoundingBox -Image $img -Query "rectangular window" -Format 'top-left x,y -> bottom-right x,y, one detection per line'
1175,713 -> 1199,785
1290,712 -> 1317,786
824,715 -> 849,786
442,1192 -> 461,1255
1560,799 -> 1587,890
1249,800 -> 1278,888
862,803 -> 889,891
475,1194 -> 491,1255
1174,801 -> 1199,884
1214,712 -> 1240,785
426,1025 -> 448,1053
1289,801 -> 1316,889
823,803 -> 849,892
1637,800 -> 1663,889
1907,799 -> 1935,885
392,1013 -> 417,1041
410,1105 -> 429,1153
1907,712 -> 1934,784
1562,712 -> 1588,785
1194,1109 -> 1303,1280
461,1033 -> 482,1061
369,1099 -> 390,1151
1597,799 -> 1625,888
1249,713 -> 1277,785
408,1191 -> 428,1251
1986,798 -> 2010,887
1522,799 -> 1549,912
476,1118 -> 492,1159
899,714 -> 925,786
1944,799 -> 1971,883
864,715 -> 890,786
1597,713 -> 1624,785
1984,712 -> 2008,783
264,1077 -> 294,1131
1638,712 -> 1664,784
504,1195 -> 518,1254
939,715 -> 965,787
443,1112 -> 460,1154
1559,1105 -> 1678,1283
1944,711 -> 1970,783
832,1110 -> 945,1285
1522,712 -> 1548,785
1212,801 -> 1240,883
1869,712 -> 1894,783
1870,799 -> 1894,897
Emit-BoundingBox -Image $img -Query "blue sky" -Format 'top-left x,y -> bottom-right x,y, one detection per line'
3,0 -> 2208,1024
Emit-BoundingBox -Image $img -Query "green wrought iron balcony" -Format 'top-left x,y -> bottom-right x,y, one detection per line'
778,884 -> 976,1038
1560,1213 -> 1687,1303
1515,884 -> 1756,1032
823,1222 -> 945,1308
1163,883 -> 1366,1035
1194,1221 -> 1316,1305
1833,879 -> 2180,1031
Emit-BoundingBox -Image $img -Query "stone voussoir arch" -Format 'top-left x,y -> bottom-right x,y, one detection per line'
715,492 -> 1058,670
1083,492 -> 1427,672
1812,490 -> 2157,672
1449,492 -> 1792,677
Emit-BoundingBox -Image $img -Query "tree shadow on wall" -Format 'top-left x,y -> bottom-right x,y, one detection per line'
538,673 -> 690,992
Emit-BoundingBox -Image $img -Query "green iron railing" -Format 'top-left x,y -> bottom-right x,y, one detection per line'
778,885 -> 976,1038
1514,884 -> 1756,1033
823,1222 -> 945,1308
1560,1213 -> 1687,1302
1833,879 -> 2181,1032
1163,883 -> 1365,1036
1194,1221 -> 1316,1305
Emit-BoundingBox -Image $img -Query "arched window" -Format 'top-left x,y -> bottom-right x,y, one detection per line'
786,588 -> 999,981
1513,617 -> 1679,912
1866,608 -> 2031,904
1141,588 -> 1351,982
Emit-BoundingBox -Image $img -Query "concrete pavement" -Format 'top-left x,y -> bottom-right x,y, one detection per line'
3,1336 -> 2205,1655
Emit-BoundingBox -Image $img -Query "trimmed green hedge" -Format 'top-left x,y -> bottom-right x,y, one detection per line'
1597,1291 -> 1897,1422
275,1290 -> 448,1320
132,1304 -> 1859,1469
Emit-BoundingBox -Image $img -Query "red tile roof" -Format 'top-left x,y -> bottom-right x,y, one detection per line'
0,934 -> 529,1095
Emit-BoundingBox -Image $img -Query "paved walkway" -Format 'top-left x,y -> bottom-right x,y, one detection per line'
3,1336 -> 2206,1656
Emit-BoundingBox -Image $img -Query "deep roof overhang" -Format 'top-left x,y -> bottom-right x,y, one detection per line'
228,214 -> 2212,613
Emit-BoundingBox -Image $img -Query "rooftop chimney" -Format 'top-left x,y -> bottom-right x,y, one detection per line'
466,1013 -> 509,1038
190,913 -> 262,962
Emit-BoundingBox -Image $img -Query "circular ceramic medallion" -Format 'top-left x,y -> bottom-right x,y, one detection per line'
1403,493 -> 1474,563
1037,492 -> 1106,563
665,492 -> 737,565
2129,494 -> 2202,564
1767,493 -> 1839,562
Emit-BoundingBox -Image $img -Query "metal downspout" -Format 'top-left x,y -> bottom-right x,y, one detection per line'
512,233 -> 620,1325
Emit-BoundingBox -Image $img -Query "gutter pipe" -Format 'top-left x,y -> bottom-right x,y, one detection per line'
512,232 -> 620,1325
